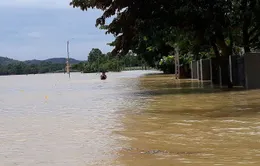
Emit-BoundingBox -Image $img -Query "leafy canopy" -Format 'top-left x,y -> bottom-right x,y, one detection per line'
70,0 -> 260,60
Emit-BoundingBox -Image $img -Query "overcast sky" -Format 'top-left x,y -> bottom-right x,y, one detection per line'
0,0 -> 114,60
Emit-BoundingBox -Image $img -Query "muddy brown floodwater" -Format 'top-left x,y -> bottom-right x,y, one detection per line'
0,71 -> 259,166
115,74 -> 260,166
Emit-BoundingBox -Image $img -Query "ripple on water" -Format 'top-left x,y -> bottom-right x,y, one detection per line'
0,72 -> 156,166
1,72 -> 260,166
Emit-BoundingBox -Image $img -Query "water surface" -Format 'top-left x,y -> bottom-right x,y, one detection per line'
116,74 -> 260,166
0,71 -> 157,166
0,72 -> 259,166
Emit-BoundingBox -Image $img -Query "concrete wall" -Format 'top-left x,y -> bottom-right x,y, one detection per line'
198,61 -> 202,80
211,57 -> 220,84
201,59 -> 211,80
191,59 -> 212,81
244,53 -> 260,89
191,61 -> 198,79
231,55 -> 245,87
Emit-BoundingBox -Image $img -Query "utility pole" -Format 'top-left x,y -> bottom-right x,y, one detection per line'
117,55 -> 119,71
98,54 -> 100,72
66,40 -> 71,79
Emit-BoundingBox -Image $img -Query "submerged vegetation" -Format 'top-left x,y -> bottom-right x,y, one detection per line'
158,56 -> 175,74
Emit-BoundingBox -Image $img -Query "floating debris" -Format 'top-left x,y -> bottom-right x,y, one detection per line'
120,147 -> 202,156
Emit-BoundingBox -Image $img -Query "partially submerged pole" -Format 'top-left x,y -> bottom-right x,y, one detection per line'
66,40 -> 71,79
209,58 -> 213,83
190,61 -> 193,79
196,61 -> 199,80
210,58 -> 213,87
200,59 -> 203,81
219,66 -> 222,87
229,55 -> 233,83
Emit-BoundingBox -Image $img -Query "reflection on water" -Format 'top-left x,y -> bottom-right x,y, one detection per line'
116,74 -> 260,166
0,72 -> 260,166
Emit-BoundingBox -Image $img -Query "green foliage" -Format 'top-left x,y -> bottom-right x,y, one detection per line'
0,57 -> 19,66
179,54 -> 193,67
158,56 -> 175,74
88,48 -> 103,63
71,48 -> 144,73
158,54 -> 193,74
70,0 -> 260,69
0,62 -> 66,75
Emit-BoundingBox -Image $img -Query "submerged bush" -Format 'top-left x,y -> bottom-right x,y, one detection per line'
158,55 -> 175,74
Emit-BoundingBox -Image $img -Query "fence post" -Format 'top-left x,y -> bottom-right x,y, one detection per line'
190,61 -> 193,79
209,58 -> 213,83
229,55 -> 233,83
200,59 -> 203,81
219,66 -> 222,87
196,61 -> 199,80
210,58 -> 213,87
175,48 -> 180,79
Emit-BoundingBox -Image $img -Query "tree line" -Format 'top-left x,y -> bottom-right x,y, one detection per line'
71,48 -> 145,73
0,48 -> 146,76
70,0 -> 260,85
0,61 -> 66,75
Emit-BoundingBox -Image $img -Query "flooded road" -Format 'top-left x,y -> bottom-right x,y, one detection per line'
0,72 -> 260,166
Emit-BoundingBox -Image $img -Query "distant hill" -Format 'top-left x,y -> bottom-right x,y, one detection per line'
44,58 -> 82,64
25,58 -> 82,65
0,56 -> 83,66
24,59 -> 42,65
0,57 -> 20,66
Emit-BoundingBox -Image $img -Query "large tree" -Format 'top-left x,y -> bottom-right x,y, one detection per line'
71,0 -> 260,54
88,48 -> 103,63
71,1 -> 260,87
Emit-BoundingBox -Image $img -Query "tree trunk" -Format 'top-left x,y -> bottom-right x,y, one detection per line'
216,38 -> 232,57
241,0 -> 256,53
243,15 -> 251,53
215,37 -> 233,88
